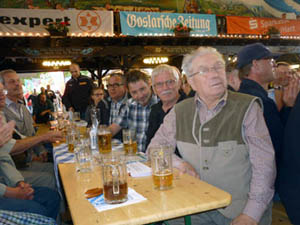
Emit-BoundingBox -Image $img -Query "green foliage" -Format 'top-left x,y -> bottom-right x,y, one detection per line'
266,26 -> 280,35
46,21 -> 69,33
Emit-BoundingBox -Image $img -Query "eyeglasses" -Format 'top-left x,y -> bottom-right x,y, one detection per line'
107,83 -> 124,89
0,89 -> 7,96
153,79 -> 176,89
189,63 -> 225,77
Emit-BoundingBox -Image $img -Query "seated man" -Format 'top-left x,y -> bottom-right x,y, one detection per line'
0,77 -> 62,190
100,73 -> 129,141
0,141 -> 60,220
33,93 -> 54,124
148,47 -> 276,225
146,64 -> 186,151
0,105 -> 60,220
109,70 -> 158,152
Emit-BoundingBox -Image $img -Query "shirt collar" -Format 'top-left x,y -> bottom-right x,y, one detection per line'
5,97 -> 16,107
194,91 -> 227,111
109,92 -> 128,105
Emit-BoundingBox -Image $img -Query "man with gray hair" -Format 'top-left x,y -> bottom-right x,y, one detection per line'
146,64 -> 186,149
0,69 -> 62,190
148,47 -> 275,225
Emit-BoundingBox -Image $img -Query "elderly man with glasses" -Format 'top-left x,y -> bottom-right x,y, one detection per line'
148,47 -> 275,225
145,64 -> 186,150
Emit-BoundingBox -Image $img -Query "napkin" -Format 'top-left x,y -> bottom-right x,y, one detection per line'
87,188 -> 147,212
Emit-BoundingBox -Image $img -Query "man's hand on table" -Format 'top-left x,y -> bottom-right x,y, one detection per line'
175,161 -> 200,179
43,131 -> 64,143
231,214 -> 258,225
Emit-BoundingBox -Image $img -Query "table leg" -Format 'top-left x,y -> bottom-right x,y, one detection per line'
184,216 -> 192,225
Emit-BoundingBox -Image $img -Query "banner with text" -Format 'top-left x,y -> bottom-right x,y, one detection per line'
120,11 -> 217,36
226,16 -> 300,35
0,8 -> 113,36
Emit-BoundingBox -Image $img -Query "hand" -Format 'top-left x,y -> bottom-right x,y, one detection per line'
17,181 -> 31,189
282,76 -> 300,107
40,109 -> 51,116
231,214 -> 258,225
0,119 -> 15,147
175,161 -> 200,179
5,183 -> 34,200
43,130 -> 63,143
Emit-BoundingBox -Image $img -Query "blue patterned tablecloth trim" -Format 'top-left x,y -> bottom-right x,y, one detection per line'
0,210 -> 57,225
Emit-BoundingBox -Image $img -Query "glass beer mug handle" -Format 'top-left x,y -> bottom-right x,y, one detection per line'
112,166 -> 120,195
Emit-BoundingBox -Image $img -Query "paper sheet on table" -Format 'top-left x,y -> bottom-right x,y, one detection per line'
88,188 -> 147,212
127,162 -> 152,177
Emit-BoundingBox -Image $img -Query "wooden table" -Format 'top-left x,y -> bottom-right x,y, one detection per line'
35,123 -> 51,135
59,163 -> 231,225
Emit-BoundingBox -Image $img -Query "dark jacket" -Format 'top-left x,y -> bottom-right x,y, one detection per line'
62,75 -> 93,113
33,99 -> 54,124
146,93 -> 186,154
277,93 -> 300,225
238,79 -> 290,168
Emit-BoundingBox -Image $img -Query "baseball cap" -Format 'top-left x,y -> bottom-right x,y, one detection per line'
236,43 -> 280,69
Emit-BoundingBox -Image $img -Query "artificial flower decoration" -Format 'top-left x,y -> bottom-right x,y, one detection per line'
46,21 -> 69,34
171,23 -> 192,33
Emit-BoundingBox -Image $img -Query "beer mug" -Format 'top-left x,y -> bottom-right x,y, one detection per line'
73,112 -> 81,122
101,154 -> 128,204
150,146 -> 173,190
67,131 -> 77,153
122,129 -> 137,155
75,138 -> 92,173
75,120 -> 88,138
98,125 -> 112,154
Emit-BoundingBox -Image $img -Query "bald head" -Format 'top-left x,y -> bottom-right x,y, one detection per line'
69,63 -> 81,79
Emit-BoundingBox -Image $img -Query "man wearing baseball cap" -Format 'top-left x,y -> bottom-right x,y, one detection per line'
237,43 -> 299,190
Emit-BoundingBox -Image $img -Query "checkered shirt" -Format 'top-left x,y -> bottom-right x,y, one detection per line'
0,210 -> 57,225
115,94 -> 158,152
109,95 -> 128,124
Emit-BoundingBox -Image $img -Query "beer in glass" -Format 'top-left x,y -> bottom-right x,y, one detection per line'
150,146 -> 173,190
122,129 -> 137,155
98,125 -> 112,154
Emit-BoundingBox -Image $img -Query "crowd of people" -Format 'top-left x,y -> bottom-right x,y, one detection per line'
0,42 -> 300,224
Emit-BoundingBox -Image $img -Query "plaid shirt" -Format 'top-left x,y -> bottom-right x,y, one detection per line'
0,210 -> 56,225
115,94 -> 158,152
109,94 -> 128,124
